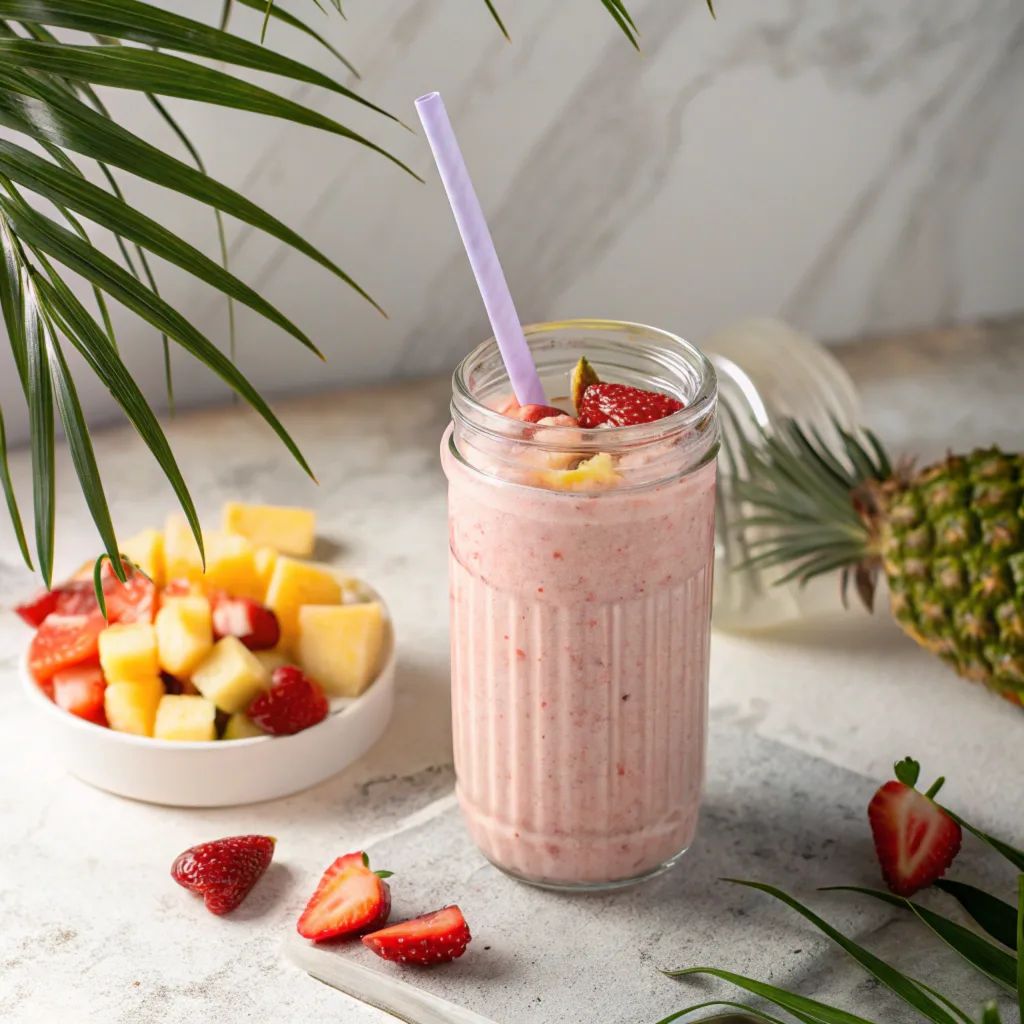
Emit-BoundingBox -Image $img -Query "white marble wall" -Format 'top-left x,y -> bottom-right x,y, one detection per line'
2,0 -> 1023,443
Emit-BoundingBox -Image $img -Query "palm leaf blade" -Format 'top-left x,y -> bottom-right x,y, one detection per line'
0,402 -> 32,568
934,880 -> 1018,950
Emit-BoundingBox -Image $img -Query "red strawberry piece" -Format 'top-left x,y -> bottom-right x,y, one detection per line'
536,414 -> 580,427
211,595 -> 280,651
15,580 -> 99,628
503,402 -> 568,424
247,666 -> 328,736
363,905 -> 471,966
52,664 -> 108,726
868,757 -> 962,897
162,578 -> 197,599
101,560 -> 157,624
28,613 -> 106,685
297,851 -> 393,941
171,835 -> 276,915
577,382 -> 684,428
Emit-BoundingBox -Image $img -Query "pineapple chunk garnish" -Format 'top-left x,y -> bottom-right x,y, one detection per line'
253,546 -> 278,600
155,596 -> 213,679
222,501 -> 316,557
104,677 -> 164,737
542,452 -> 621,492
222,712 -> 267,741
253,648 -> 291,675
191,636 -> 270,714
264,557 -> 343,653
119,528 -> 165,586
164,514 -> 205,583
153,694 -> 217,742
297,602 -> 385,697
98,623 -> 159,682
201,531 -> 263,601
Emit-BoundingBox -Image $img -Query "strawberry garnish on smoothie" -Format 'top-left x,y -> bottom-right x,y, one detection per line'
570,356 -> 685,427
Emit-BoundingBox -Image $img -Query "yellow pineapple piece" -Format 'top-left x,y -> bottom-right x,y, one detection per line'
264,557 -> 343,653
155,596 -> 213,679
253,648 -> 292,676
297,602 -> 385,697
222,712 -> 266,741
201,531 -> 263,601
164,514 -> 204,583
544,452 -> 621,492
119,528 -> 165,586
153,694 -> 217,742
190,636 -> 270,714
222,501 -> 316,557
98,623 -> 159,682
104,677 -> 164,737
253,546 -> 278,600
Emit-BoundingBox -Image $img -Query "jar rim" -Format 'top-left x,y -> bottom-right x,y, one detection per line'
451,319 -> 718,452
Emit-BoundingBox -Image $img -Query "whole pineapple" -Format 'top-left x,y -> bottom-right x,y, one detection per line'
731,419 -> 1024,705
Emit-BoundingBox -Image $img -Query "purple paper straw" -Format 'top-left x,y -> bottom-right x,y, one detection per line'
415,92 -> 546,407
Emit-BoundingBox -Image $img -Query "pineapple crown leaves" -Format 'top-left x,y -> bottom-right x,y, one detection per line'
728,415 -> 898,609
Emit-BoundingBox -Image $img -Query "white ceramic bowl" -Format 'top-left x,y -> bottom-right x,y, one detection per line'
19,624 -> 396,808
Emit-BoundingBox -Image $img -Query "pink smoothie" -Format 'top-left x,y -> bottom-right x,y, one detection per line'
444,436 -> 716,886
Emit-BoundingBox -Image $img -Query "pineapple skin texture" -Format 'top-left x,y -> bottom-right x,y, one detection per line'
880,449 -> 1024,704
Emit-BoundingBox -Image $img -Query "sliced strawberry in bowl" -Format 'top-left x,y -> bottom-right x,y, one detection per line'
297,851 -> 392,941
362,905 -> 471,965
247,666 -> 329,736
172,834 -> 276,915
101,560 -> 157,624
868,757 -> 962,897
577,382 -> 684,428
52,664 -> 108,726
15,580 -> 98,628
28,613 -> 106,686
211,595 -> 280,651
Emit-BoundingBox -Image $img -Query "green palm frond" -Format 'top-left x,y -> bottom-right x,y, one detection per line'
0,0 -> 670,587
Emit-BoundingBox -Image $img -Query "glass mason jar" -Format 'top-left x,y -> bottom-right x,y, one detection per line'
442,320 -> 719,890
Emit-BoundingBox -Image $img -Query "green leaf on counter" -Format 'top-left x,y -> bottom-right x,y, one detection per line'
1017,876 -> 1023,1023
653,999 -> 792,1024
935,880 -> 1018,950
824,887 -> 1016,992
726,880 -> 961,1023
940,809 -> 1024,874
983,1001 -> 1004,1024
661,966 -> 879,1023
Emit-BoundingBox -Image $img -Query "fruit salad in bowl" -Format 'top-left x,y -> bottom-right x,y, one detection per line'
16,502 -> 396,807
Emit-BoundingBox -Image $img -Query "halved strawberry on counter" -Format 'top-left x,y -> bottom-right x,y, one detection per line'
362,905 -> 471,965
868,757 -> 962,897
52,664 -> 107,726
297,851 -> 392,941
172,834 -> 276,915
210,595 -> 280,651
28,613 -> 106,686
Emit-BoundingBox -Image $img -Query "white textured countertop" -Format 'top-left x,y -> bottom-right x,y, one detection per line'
2,318 -> 1024,1022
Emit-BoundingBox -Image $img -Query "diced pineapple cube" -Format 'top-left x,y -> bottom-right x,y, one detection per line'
155,596 -> 213,679
253,648 -> 292,675
153,694 -> 217,742
191,636 -> 270,714
201,531 -> 263,601
120,528 -> 165,586
264,557 -> 343,653
164,514 -> 205,583
104,676 -> 164,737
222,712 -> 267,741
544,452 -> 621,492
253,546 -> 278,600
222,502 -> 316,557
297,602 -> 385,697
98,623 -> 159,682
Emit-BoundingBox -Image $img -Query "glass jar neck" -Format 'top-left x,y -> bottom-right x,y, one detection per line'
449,320 -> 719,491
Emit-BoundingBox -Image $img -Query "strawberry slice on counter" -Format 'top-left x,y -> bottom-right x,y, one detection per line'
577,382 -> 685,428
247,666 -> 328,736
868,757 -> 962,897
171,835 -> 276,915
28,613 -> 106,685
362,905 -> 471,965
297,851 -> 393,941
52,664 -> 107,726
211,595 -> 280,651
